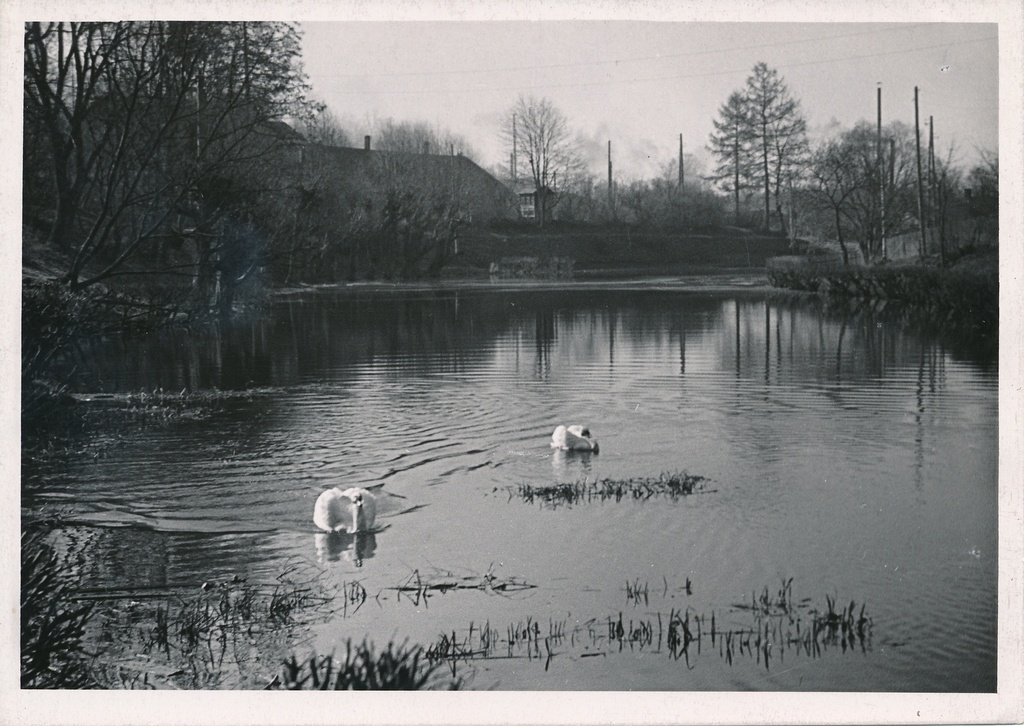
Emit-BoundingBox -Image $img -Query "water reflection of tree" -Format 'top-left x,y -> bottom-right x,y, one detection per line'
46,527 -> 279,593
534,310 -> 555,380
720,295 -> 989,479
62,290 -> 727,392
61,288 -> 991,401
726,297 -> 970,385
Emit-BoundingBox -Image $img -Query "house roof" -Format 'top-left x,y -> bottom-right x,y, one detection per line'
258,119 -> 307,144
514,182 -> 555,195
307,143 -> 510,193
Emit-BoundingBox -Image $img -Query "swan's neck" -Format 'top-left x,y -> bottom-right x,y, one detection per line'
353,502 -> 365,532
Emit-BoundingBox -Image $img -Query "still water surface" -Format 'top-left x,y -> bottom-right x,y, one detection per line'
23,282 -> 998,691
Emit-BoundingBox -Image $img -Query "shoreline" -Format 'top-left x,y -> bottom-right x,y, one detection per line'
274,269 -> 777,296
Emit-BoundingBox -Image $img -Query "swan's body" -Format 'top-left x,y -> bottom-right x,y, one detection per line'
313,487 -> 377,533
550,425 -> 599,453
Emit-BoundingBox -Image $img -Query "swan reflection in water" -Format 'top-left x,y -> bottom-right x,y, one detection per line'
551,446 -> 596,479
314,530 -> 377,566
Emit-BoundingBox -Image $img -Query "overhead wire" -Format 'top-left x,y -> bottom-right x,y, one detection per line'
325,33 -> 997,97
313,22 -> 938,79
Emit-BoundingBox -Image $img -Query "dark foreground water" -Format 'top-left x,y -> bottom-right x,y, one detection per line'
22,281 -> 998,691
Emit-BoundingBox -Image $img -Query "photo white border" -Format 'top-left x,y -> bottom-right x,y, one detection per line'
1,1 -> 1020,724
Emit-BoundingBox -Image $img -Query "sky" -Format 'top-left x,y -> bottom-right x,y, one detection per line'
300,20 -> 999,182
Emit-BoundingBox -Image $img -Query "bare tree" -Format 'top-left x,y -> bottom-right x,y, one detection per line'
807,137 -> 866,265
310,120 -> 480,280
499,95 -> 584,226
805,121 -> 921,263
930,150 -> 964,261
23,22 -> 315,304
374,118 -> 476,160
298,107 -> 351,147
967,149 -> 998,219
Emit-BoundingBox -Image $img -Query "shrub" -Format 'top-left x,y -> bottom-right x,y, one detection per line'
765,256 -> 845,290
767,262 -> 997,333
21,280 -> 89,419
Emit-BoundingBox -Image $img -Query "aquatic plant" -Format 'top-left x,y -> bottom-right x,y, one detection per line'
625,579 -> 649,607
510,471 -> 711,508
98,566 -> 337,688
271,640 -> 460,690
339,580 -> 369,616
404,578 -> 872,677
390,566 -> 536,607
20,530 -> 97,689
731,577 -> 797,618
426,617 -> 567,674
73,387 -> 273,429
21,387 -> 274,471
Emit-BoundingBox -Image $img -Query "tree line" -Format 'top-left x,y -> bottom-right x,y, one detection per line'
23,22 -> 318,311
494,64 -> 997,267
23,21 -> 488,328
23,24 -> 998,315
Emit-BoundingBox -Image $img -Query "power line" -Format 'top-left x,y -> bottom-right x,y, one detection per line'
312,23 -> 935,79
928,101 -> 998,111
329,34 -> 997,97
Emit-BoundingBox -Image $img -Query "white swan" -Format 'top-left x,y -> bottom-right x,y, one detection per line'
551,425 -> 599,453
313,487 -> 377,533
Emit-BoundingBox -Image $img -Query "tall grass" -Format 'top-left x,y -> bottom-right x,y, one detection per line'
21,530 -> 97,689
271,640 -> 460,690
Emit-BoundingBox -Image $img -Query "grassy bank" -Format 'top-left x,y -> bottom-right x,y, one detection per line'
767,249 -> 998,363
20,521 -> 461,690
767,249 -> 997,327
444,221 -> 794,279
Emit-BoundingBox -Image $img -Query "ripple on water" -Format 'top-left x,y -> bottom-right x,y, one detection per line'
23,286 -> 998,692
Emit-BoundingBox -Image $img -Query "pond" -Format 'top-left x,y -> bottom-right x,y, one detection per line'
22,280 -> 998,691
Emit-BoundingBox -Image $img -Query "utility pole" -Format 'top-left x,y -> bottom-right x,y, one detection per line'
678,133 -> 684,189
788,178 -> 795,245
877,83 -> 886,261
512,113 -> 518,186
679,133 -> 686,226
928,116 -> 935,230
608,140 -> 614,219
889,138 -> 896,190
914,86 -> 927,259
929,115 -> 943,263
733,122 -> 741,225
